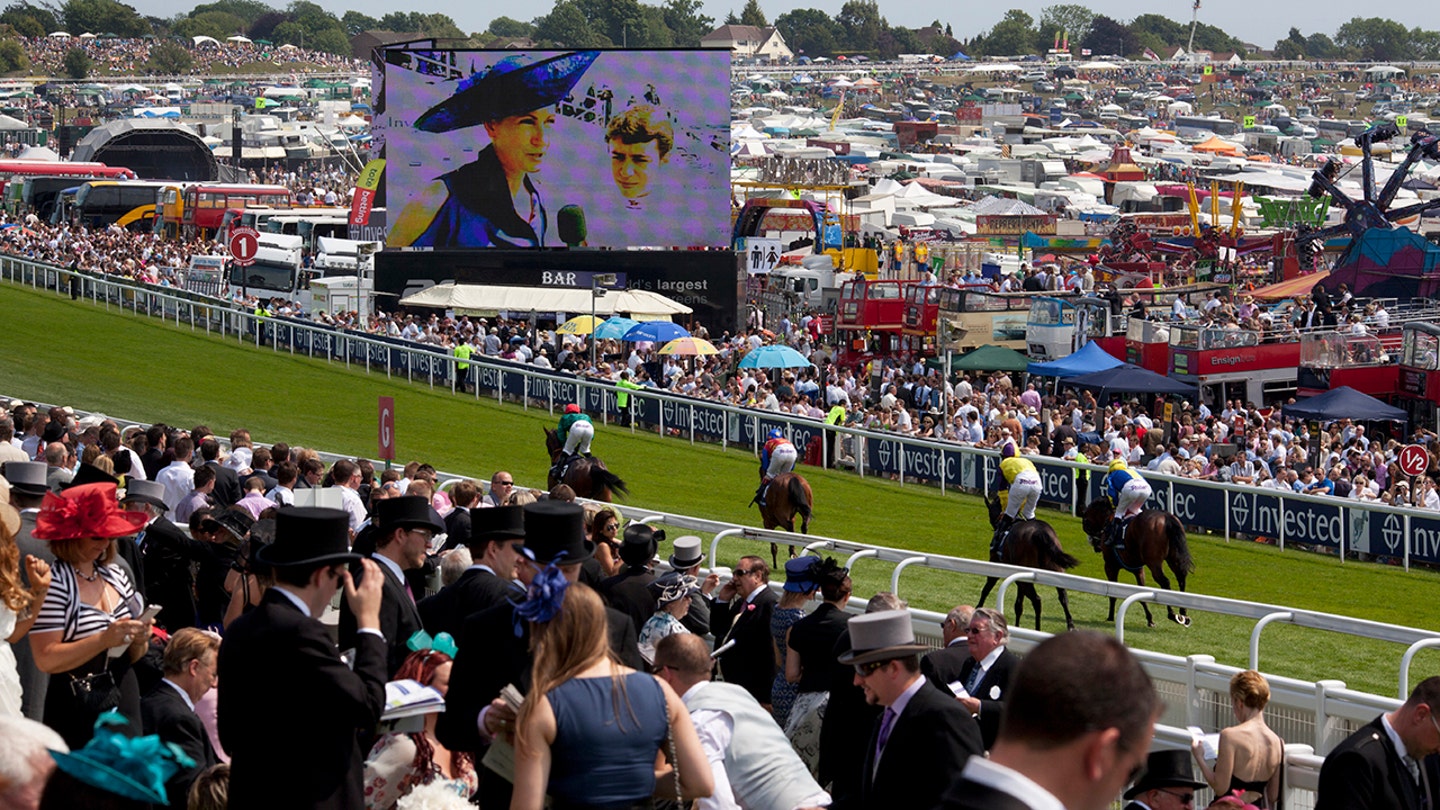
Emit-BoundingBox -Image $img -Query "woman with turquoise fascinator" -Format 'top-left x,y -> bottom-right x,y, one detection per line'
39,711 -> 194,809
362,631 -> 476,809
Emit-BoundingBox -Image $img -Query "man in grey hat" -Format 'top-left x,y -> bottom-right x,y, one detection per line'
653,535 -> 710,636
4,461 -> 50,720
841,610 -> 982,809
124,479 -> 217,632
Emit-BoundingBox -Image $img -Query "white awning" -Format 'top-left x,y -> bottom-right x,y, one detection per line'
399,282 -> 692,319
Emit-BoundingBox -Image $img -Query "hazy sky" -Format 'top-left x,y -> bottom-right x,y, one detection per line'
131,0 -> 1440,54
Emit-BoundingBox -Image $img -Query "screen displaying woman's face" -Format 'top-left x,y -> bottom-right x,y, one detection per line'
485,110 -> 558,178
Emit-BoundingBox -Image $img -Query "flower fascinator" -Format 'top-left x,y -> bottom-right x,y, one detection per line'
511,554 -> 570,636
50,711 -> 196,804
407,630 -> 459,658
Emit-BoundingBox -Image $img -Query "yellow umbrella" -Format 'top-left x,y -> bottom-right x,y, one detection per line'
556,315 -> 600,335
658,336 -> 720,356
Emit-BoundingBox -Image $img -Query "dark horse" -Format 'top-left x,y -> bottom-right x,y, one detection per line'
1081,498 -> 1195,627
977,495 -> 1079,631
756,472 -> 812,569
543,427 -> 628,502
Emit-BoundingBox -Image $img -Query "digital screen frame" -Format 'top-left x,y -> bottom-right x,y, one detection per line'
374,47 -> 732,250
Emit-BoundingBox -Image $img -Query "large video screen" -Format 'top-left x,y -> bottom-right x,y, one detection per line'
375,48 -> 732,250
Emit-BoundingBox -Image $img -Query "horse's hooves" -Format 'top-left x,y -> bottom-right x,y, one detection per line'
1146,620 -> 1156,628
1175,615 -> 1192,627
1066,623 -> 1076,632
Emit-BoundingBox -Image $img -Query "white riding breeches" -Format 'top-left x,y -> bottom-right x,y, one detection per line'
767,443 -> 799,478
1005,473 -> 1042,520
563,420 -> 594,456
1117,479 -> 1152,519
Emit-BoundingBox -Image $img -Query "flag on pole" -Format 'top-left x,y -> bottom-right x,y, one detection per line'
1081,48 -> 1092,56
349,158 -> 385,226
1144,47 -> 1161,61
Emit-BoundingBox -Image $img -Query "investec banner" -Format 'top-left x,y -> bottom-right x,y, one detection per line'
243,317 -> 1440,565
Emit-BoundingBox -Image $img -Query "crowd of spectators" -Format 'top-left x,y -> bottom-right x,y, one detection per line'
22,35 -> 364,77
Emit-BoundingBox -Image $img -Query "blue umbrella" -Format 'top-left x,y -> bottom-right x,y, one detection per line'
622,321 -> 690,343
593,317 -> 640,340
738,344 -> 812,369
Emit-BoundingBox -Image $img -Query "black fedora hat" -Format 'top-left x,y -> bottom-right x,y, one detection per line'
522,501 -> 591,564
62,463 -> 118,491
619,524 -> 658,567
119,479 -> 167,512
472,505 -> 525,541
1124,750 -> 1206,800
255,507 -> 360,569
415,50 -> 601,133
375,495 -> 444,534
3,461 -> 49,496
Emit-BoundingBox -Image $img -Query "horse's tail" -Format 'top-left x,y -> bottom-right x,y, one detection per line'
592,466 -> 629,500
1165,514 -> 1195,574
788,476 -> 812,521
1037,527 -> 1081,571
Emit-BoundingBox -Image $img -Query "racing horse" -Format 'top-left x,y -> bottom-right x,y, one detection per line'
1082,498 -> 1194,627
978,495 -> 1079,631
756,472 -> 812,569
543,427 -> 628,502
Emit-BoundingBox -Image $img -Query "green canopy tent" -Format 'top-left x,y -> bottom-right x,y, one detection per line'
926,344 -> 1031,373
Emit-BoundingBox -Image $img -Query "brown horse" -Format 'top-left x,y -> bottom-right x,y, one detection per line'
543,427 -> 628,502
978,495 -> 1078,631
1082,498 -> 1194,627
757,472 -> 812,568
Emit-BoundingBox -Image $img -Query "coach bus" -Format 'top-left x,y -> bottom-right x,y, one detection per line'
1173,115 -> 1239,138
60,180 -> 168,231
177,184 -> 293,239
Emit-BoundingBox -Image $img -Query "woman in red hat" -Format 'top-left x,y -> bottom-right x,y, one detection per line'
27,482 -> 152,748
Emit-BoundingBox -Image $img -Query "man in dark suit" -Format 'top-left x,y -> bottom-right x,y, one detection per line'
652,535 -> 710,635
1317,676 -> 1440,810
1122,750 -> 1206,810
920,604 -> 973,697
704,554 -> 778,704
199,439 -> 241,508
123,479 -> 219,632
5,460 -> 51,721
240,446 -> 278,493
438,501 -> 643,810
951,607 -> 1018,751
599,524 -> 658,632
340,495 -> 442,677
937,632 -> 1160,810
819,592 -> 901,809
439,479 -> 479,552
141,627 -> 221,803
417,505 -> 525,640
838,610 -> 982,810
218,507 -> 388,810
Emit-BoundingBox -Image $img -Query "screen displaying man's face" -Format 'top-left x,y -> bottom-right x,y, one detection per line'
609,138 -> 664,199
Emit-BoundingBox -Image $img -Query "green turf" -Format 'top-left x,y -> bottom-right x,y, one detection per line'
3,280 -> 1439,697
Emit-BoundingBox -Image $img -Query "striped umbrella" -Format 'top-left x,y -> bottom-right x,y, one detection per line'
658,337 -> 719,356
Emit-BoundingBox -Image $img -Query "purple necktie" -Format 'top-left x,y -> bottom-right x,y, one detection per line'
875,707 -> 897,761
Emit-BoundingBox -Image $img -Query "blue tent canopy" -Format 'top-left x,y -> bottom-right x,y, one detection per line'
1026,342 -> 1123,378
1281,386 -> 1407,423
1063,363 -> 1198,398
950,50 -> 971,61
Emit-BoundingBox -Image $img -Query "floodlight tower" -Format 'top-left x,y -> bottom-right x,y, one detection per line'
1186,0 -> 1201,58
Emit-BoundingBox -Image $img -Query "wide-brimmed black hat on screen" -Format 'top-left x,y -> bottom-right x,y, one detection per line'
415,50 -> 601,133
256,507 -> 359,568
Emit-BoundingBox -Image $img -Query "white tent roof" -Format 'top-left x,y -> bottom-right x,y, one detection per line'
0,114 -> 30,130
399,283 -> 692,318
967,63 -> 1022,73
47,31 -> 69,38
192,35 -> 219,46
1365,65 -> 1405,76
15,145 -> 59,160
227,35 -> 252,43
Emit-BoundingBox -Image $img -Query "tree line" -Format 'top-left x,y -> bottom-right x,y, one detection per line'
0,0 -> 1436,65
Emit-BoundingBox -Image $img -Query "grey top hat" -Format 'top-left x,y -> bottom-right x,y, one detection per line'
2,461 -> 47,496
838,611 -> 929,666
120,479 -> 168,512
668,535 -> 704,570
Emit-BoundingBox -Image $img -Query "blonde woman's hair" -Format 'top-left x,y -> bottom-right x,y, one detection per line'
0,520 -> 28,612
515,583 -> 634,753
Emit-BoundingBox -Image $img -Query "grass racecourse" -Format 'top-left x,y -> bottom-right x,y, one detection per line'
2,280 -> 1438,697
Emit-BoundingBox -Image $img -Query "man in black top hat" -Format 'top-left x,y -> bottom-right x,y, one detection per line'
340,495 -> 443,678
218,507 -> 387,810
123,479 -> 218,632
417,504 -> 526,640
840,610 -> 982,810
1122,750 -> 1207,810
439,501 -> 643,809
599,523 -> 659,631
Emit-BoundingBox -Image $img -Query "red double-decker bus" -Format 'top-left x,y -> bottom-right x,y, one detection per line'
176,184 -> 293,238
836,278 -> 922,366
